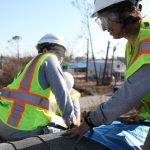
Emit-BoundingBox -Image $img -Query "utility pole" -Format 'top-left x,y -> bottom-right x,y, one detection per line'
86,39 -> 89,82
0,55 -> 3,69
111,46 -> 116,77
102,41 -> 110,85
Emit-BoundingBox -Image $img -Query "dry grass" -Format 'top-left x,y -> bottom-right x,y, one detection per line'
74,78 -> 114,97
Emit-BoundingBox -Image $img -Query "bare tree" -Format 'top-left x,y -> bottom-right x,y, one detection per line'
12,36 -> 22,59
71,0 -> 99,85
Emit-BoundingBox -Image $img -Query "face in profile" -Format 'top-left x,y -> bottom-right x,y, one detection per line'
51,45 -> 66,64
96,11 -> 124,39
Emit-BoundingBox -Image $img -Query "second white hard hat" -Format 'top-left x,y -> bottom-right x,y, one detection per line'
36,33 -> 67,51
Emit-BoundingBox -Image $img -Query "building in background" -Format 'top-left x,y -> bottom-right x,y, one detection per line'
61,61 -> 74,73
71,58 -> 126,82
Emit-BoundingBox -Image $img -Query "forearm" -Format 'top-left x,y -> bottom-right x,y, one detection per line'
72,99 -> 81,125
72,98 -> 80,118
89,65 -> 150,126
44,56 -> 75,122
55,86 -> 75,121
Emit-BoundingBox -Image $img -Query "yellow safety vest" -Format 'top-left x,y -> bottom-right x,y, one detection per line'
125,20 -> 150,120
0,53 -> 58,130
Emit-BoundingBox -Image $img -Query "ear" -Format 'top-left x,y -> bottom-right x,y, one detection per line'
43,48 -> 47,53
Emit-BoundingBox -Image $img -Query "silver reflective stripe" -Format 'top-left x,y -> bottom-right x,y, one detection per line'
19,54 -> 42,90
139,41 -> 150,53
1,90 -> 49,109
131,41 -> 150,64
8,102 -> 24,126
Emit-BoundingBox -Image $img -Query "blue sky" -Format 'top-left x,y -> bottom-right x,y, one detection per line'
0,0 -> 149,58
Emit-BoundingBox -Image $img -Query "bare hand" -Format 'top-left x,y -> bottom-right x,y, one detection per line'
63,122 -> 90,143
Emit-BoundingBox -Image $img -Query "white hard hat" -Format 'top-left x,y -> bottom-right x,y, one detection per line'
91,0 -> 139,18
36,33 -> 67,51
63,72 -> 74,92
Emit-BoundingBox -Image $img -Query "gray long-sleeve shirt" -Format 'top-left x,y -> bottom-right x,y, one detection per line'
90,64 -> 150,126
38,55 -> 75,122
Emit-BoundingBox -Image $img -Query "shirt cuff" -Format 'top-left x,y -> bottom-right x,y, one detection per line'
89,111 -> 103,126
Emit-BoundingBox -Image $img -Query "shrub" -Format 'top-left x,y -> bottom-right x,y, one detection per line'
0,57 -> 32,87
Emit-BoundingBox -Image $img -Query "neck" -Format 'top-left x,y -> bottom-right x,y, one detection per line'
125,23 -> 141,45
127,32 -> 139,44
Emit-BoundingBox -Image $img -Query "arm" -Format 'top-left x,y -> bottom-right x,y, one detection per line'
64,64 -> 150,141
72,98 -> 81,126
41,55 -> 75,123
90,64 -> 150,126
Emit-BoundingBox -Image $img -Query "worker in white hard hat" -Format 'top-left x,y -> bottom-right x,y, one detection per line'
64,0 -> 150,146
0,33 -> 77,141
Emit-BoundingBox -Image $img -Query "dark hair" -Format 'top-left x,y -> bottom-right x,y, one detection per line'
99,0 -> 142,13
98,0 -> 142,36
38,43 -> 57,54
115,1 -> 142,24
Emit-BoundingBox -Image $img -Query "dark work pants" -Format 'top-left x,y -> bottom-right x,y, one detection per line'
143,129 -> 150,150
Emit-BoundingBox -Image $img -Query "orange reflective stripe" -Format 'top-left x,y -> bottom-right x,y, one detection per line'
18,65 -> 29,90
1,89 -> 50,109
16,103 -> 25,127
140,38 -> 150,43
3,87 -> 49,101
128,38 -> 150,64
8,102 -> 16,124
132,51 -> 150,63
7,102 -> 25,128
7,102 -> 17,126
0,95 -> 50,110
18,54 -> 44,91
27,54 -> 44,91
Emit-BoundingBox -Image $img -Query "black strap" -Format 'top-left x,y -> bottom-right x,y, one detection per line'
47,122 -> 67,130
34,135 -> 50,150
144,22 -> 149,27
84,111 -> 95,128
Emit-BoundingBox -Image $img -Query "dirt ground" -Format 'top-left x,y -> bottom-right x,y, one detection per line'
74,77 -> 139,122
74,78 -> 114,97
74,77 -> 114,113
